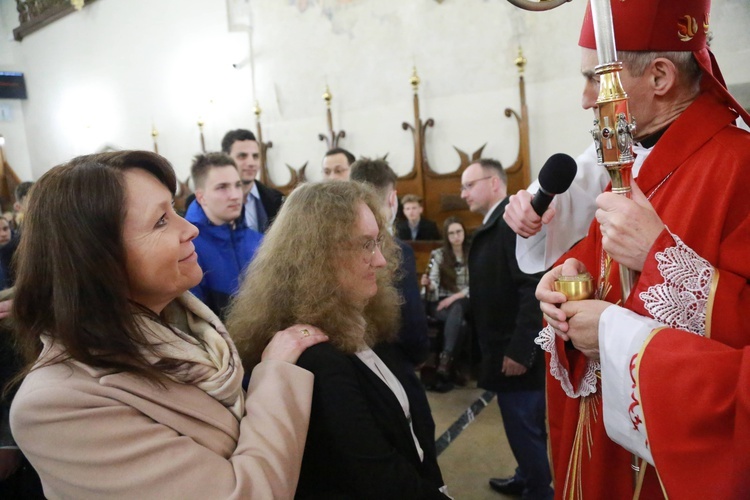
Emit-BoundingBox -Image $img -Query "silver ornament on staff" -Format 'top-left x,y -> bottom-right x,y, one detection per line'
588,0 -> 636,300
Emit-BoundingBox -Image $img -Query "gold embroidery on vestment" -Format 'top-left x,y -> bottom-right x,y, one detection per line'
705,269 -> 719,339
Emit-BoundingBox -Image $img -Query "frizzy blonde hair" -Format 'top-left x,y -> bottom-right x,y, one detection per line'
225,181 -> 402,371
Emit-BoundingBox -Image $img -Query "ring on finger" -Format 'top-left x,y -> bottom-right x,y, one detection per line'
300,328 -> 310,338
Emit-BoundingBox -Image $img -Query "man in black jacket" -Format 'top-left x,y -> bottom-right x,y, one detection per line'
221,129 -> 283,233
350,158 -> 430,367
396,194 -> 441,241
461,158 -> 552,499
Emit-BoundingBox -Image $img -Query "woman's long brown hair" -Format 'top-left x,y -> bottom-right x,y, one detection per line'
12,151 -> 180,384
438,216 -> 469,294
226,181 -> 402,372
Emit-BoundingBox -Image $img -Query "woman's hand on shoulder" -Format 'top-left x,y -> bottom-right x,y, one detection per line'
0,299 -> 13,320
261,324 -> 328,364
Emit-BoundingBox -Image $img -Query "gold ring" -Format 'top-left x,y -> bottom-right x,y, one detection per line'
301,328 -> 310,338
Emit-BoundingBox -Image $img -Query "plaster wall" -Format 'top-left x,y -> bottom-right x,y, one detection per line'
0,0 -> 747,184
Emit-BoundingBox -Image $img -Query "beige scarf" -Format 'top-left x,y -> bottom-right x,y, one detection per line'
134,293 -> 245,421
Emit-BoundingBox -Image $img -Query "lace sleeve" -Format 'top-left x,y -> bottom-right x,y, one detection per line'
638,230 -> 713,337
535,326 -> 600,398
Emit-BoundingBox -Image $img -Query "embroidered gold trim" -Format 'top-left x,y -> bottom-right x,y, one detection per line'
657,466 -> 669,499
545,388 -> 555,488
633,328 -> 669,499
705,269 -> 719,339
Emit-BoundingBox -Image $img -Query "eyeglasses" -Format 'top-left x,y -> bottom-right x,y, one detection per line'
323,167 -> 350,177
357,235 -> 385,263
460,176 -> 493,192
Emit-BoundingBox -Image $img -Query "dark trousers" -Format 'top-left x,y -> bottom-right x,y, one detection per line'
427,297 -> 468,353
496,390 -> 553,500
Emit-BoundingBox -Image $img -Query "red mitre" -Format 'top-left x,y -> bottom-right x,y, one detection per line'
579,0 -> 711,52
579,0 -> 749,124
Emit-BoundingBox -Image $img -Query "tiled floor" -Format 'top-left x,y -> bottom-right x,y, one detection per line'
426,383 -> 519,499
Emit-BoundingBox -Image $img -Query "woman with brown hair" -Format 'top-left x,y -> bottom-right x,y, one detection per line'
420,216 -> 470,386
227,181 -> 449,499
9,151 -> 327,499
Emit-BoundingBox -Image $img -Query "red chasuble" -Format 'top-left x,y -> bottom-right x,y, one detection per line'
635,329 -> 750,499
546,90 -> 750,498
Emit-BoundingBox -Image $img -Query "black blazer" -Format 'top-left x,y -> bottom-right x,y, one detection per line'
396,218 -> 441,241
467,198 -> 545,393
256,181 -> 284,232
394,239 -> 429,366
295,342 -> 448,500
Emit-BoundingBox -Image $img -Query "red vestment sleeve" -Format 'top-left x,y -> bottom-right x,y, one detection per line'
627,228 -> 750,349
637,329 -> 750,499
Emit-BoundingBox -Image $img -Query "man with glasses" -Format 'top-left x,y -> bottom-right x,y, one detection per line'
461,159 -> 552,499
322,147 -> 355,181
350,158 -> 430,368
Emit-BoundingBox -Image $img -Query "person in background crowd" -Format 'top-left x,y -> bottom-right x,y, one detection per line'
461,159 -> 551,499
322,147 -> 355,181
350,158 -> 430,367
397,194 -> 440,241
185,152 -> 263,320
0,219 -> 11,248
0,213 -> 14,232
221,129 -> 283,233
0,182 -> 33,288
420,216 -> 470,391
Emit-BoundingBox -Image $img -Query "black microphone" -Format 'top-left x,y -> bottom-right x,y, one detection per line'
530,153 -> 578,216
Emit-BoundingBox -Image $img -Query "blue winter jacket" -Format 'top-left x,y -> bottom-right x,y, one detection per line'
185,201 -> 263,319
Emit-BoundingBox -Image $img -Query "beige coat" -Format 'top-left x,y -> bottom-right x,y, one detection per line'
10,351 -> 313,500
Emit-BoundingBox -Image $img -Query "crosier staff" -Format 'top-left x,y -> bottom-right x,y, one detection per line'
587,0 -> 637,300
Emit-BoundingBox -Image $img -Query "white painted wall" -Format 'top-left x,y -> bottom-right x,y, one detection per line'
0,0 -> 33,180
0,0 -> 747,184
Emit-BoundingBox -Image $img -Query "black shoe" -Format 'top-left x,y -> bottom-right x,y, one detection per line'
434,380 -> 454,393
489,476 -> 525,496
437,351 -> 453,378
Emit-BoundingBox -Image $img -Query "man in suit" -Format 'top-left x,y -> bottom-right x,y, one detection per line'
396,194 -> 440,241
350,158 -> 430,367
461,158 -> 552,499
221,129 -> 283,233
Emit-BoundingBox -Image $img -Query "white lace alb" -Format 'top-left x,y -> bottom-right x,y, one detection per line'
639,231 -> 712,337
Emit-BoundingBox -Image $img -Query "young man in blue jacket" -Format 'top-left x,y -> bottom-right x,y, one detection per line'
185,153 -> 263,319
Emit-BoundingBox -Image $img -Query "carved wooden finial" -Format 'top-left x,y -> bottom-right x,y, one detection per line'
409,66 -> 421,93
515,46 -> 527,75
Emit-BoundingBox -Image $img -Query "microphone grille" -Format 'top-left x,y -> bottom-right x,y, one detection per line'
538,153 -> 577,194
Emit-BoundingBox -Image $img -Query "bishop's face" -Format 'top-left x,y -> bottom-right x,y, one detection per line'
580,48 -> 657,141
